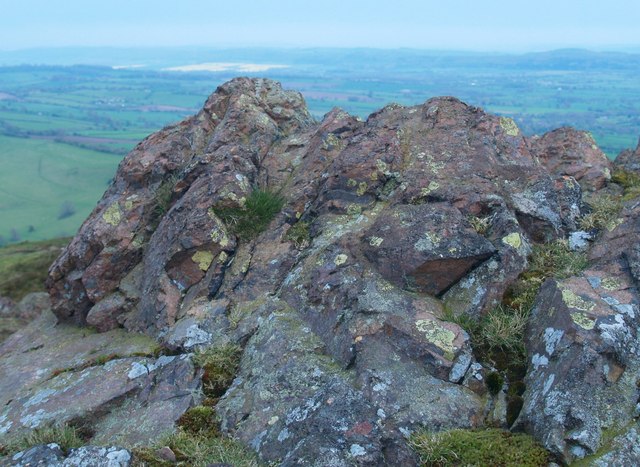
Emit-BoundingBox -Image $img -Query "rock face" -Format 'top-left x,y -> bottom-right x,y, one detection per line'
1,78 -> 638,464
615,138 -> 640,173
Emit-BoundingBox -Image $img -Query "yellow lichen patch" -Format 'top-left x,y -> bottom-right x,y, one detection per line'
376,159 -> 388,173
561,288 -> 595,312
131,235 -> 145,249
217,251 -> 229,264
571,311 -> 595,330
295,211 -> 302,219
207,207 -> 217,219
334,254 -> 348,266
499,117 -> 520,137
369,236 -> 384,247
603,167 -> 611,180
420,181 -> 440,197
124,199 -> 134,211
415,319 -> 457,360
347,204 -> 362,216
192,251 -> 214,271
347,178 -> 358,188
357,182 -> 368,196
322,132 -> 341,150
102,203 -> 122,226
606,217 -> 624,232
370,171 -> 380,181
601,277 -> 622,291
502,232 -> 522,249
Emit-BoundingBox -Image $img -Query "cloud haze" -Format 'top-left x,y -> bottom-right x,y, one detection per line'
2,0 -> 639,51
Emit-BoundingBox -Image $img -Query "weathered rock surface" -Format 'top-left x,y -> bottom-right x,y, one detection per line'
614,138 -> 640,173
0,310 -> 201,447
0,78 -> 635,463
4,444 -> 132,466
515,191 -> 640,463
529,127 -> 612,191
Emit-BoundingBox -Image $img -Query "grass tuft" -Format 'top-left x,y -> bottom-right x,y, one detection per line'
193,343 -> 242,399
1,423 -> 84,455
612,169 -> 640,201
285,221 -> 310,249
132,429 -> 259,467
579,193 -> 623,232
409,428 -> 549,467
214,189 -> 284,240
177,406 -> 219,437
0,237 -> 69,301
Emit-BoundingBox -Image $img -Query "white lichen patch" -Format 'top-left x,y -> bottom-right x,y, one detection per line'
376,159 -> 388,173
24,388 -> 57,408
501,232 -> 522,249
334,254 -> 348,266
543,327 -> 564,356
191,251 -> 214,271
499,116 -> 520,136
415,231 -> 441,252
415,319 -> 456,360
532,353 -> 549,370
369,236 -> 384,247
102,203 -> 122,226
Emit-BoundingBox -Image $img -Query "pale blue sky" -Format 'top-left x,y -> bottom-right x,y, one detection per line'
1,0 -> 639,51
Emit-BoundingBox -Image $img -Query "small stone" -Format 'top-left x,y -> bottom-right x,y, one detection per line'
156,446 -> 176,463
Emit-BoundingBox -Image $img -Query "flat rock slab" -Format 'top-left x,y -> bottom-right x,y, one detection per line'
0,311 -> 200,447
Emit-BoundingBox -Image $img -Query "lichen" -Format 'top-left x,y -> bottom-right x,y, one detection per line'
369,236 -> 384,247
420,181 -> 440,197
334,254 -> 348,266
192,251 -> 214,271
357,182 -> 368,196
571,311 -> 596,330
601,277 -> 622,291
499,117 -> 520,136
347,204 -> 362,216
102,203 -> 122,226
502,232 -> 522,249
415,319 -> 456,360
561,288 -> 595,312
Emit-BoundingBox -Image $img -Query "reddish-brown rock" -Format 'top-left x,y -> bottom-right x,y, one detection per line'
530,127 -> 612,191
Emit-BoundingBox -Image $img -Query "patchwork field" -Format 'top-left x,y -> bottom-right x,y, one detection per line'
0,47 -> 639,244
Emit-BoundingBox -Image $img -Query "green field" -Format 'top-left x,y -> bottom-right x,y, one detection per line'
0,135 -> 120,243
0,47 -> 638,245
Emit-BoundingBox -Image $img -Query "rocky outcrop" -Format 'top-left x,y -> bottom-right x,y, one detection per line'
2,78 -> 638,464
529,127 -> 612,191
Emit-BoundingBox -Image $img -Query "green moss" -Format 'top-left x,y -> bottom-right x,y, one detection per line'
2,423 -> 85,455
0,237 -> 70,301
285,221 -> 310,249
177,406 -> 219,437
612,169 -> 640,201
409,428 -> 549,467
506,396 -> 524,427
193,343 -> 242,399
214,189 -> 285,240
486,371 -> 504,395
151,174 -> 180,221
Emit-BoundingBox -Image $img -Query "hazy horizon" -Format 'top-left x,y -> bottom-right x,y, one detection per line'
2,0 -> 639,53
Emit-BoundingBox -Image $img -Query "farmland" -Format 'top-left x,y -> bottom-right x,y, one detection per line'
0,47 -> 639,244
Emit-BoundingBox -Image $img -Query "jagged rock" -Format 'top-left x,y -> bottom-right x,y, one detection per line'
516,188 -> 640,463
614,138 -> 640,173
17,77 -> 631,463
0,311 -> 200,447
530,127 -> 612,191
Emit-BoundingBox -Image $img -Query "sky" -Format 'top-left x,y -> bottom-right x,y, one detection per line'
1,0 -> 639,52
